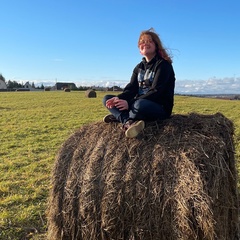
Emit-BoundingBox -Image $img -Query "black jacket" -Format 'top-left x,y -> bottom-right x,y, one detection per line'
117,55 -> 175,117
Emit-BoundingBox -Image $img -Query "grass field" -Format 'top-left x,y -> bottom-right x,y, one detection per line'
0,91 -> 239,239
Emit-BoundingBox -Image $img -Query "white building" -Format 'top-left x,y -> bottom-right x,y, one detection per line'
0,79 -> 7,89
24,81 -> 35,90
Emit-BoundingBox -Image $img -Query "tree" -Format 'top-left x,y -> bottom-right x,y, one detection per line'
0,73 -> 6,82
7,80 -> 23,89
233,95 -> 240,100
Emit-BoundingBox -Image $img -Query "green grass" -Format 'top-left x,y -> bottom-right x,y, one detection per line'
0,91 -> 239,239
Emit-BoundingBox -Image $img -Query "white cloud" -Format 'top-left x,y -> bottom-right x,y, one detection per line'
175,77 -> 240,94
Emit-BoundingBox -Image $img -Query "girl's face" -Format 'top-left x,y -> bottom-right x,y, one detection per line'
138,34 -> 156,58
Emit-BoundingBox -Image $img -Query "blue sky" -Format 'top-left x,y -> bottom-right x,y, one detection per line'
1,0 -> 240,94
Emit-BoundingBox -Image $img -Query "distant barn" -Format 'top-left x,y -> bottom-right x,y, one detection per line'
54,82 -> 77,90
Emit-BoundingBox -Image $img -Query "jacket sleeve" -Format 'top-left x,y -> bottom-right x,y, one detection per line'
136,60 -> 174,102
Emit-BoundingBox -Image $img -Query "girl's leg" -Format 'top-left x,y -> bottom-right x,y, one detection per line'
129,99 -> 167,121
102,95 -> 129,124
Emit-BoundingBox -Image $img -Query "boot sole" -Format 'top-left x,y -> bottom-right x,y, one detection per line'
125,121 -> 145,138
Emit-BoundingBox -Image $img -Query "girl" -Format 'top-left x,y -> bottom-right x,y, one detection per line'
103,28 -> 175,138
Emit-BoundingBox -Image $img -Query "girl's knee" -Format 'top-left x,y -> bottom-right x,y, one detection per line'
102,95 -> 115,105
133,99 -> 145,109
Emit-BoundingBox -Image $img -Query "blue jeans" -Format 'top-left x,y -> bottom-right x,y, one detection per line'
102,94 -> 167,124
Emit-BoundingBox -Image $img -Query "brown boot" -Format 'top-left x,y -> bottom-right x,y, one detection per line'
103,114 -> 119,123
124,120 -> 145,138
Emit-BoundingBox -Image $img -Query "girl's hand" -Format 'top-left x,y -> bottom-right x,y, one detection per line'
114,99 -> 129,110
106,97 -> 119,108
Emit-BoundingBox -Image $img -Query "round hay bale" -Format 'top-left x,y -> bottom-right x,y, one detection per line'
47,113 -> 239,240
64,88 -> 71,92
85,89 -> 96,98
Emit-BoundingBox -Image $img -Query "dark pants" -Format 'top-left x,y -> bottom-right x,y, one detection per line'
102,94 -> 168,124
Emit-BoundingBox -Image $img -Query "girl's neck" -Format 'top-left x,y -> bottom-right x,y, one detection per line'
144,53 -> 156,62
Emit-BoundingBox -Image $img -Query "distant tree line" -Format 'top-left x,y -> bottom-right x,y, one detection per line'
5,80 -> 44,89
0,75 -> 24,89
6,80 -> 23,89
233,95 -> 240,100
0,73 -> 123,91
